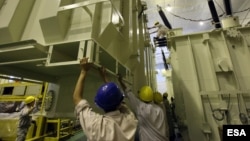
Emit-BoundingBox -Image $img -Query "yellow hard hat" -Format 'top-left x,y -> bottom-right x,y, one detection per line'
24,96 -> 35,104
154,92 -> 163,104
139,86 -> 153,102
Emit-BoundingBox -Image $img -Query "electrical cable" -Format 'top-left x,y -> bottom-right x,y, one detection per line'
225,94 -> 230,124
214,0 -> 225,14
237,93 -> 248,125
241,8 -> 250,25
207,95 -> 224,121
167,7 -> 250,23
241,93 -> 250,118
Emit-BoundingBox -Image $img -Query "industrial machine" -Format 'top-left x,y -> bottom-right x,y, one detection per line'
167,0 -> 250,141
0,80 -> 78,141
0,0 -> 153,140
2,0 -> 249,140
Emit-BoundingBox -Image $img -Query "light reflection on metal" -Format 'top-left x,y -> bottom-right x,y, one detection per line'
58,0 -> 124,26
0,45 -> 34,53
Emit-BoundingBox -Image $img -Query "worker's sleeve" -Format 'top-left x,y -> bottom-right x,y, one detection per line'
75,99 -> 103,140
124,88 -> 141,110
20,107 -> 30,117
75,99 -> 89,116
119,102 -> 135,116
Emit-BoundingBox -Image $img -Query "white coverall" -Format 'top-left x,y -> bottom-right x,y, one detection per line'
16,106 -> 33,141
155,23 -> 169,38
125,88 -> 169,141
75,99 -> 138,141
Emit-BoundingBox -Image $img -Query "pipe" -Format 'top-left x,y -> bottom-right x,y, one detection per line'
223,0 -> 232,16
207,0 -> 221,28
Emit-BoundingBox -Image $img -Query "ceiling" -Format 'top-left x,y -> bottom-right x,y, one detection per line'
144,0 -> 250,65
145,0 -> 250,92
144,0 -> 250,34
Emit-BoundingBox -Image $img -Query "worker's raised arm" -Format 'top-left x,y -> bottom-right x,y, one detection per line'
117,74 -> 127,91
73,58 -> 92,106
99,66 -> 109,83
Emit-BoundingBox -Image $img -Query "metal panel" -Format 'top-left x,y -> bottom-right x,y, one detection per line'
25,85 -> 42,96
12,86 -> 26,96
0,0 -> 35,44
39,0 -> 75,43
170,26 -> 250,141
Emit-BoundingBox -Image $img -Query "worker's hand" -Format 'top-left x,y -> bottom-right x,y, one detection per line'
80,57 -> 92,72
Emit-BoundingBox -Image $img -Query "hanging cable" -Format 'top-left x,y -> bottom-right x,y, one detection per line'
214,0 -> 225,14
167,7 -> 250,23
237,93 -> 248,124
224,94 -> 231,124
241,8 -> 250,25
227,94 -> 230,110
241,93 -> 250,118
207,95 -> 224,121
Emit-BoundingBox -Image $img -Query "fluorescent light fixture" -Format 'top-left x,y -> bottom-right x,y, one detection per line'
0,45 -> 34,53
165,4 -> 172,12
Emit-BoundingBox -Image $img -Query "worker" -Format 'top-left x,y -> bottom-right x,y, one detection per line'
148,21 -> 169,39
16,96 -> 36,141
153,91 -> 164,104
154,91 -> 171,139
170,97 -> 177,122
163,92 -> 175,141
73,57 -> 138,141
118,75 -> 169,141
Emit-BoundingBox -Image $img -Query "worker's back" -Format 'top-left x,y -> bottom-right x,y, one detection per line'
136,102 -> 168,141
76,100 -> 138,141
124,88 -> 169,141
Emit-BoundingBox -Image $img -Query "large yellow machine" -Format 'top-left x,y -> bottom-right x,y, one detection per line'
0,81 -> 77,141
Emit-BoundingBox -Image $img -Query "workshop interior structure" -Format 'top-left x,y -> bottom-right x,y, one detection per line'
0,0 -> 250,141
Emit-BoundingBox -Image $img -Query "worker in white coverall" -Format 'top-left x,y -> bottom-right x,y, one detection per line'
73,57 -> 138,141
16,96 -> 36,141
163,92 -> 176,141
148,21 -> 169,39
118,75 -> 169,141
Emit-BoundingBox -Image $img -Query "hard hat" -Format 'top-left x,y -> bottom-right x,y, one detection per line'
139,86 -> 153,102
24,96 -> 36,104
163,92 -> 168,99
154,92 -> 163,104
95,82 -> 124,111
154,21 -> 159,25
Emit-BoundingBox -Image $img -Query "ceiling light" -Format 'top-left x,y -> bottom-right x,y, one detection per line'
165,4 -> 172,12
199,21 -> 204,26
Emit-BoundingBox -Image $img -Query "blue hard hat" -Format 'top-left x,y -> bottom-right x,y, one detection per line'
95,82 -> 124,111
